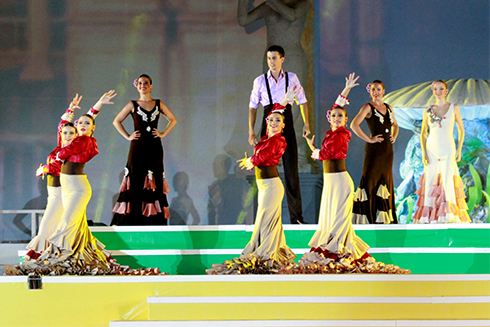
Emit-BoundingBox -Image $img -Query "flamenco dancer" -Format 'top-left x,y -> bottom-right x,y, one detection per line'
7,91 -> 165,275
304,73 -> 369,257
350,80 -> 399,224
24,93 -> 104,261
207,90 -> 298,274
282,74 -> 409,275
413,80 -> 470,223
112,74 -> 177,226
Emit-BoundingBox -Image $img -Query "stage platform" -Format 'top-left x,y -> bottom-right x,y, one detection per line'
0,274 -> 489,327
6,225 -> 490,326
18,224 -> 490,275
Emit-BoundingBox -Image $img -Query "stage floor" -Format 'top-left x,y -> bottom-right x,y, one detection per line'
15,224 -> 490,274
1,274 -> 489,327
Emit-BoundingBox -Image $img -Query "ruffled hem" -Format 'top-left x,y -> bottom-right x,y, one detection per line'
278,250 -> 410,274
144,172 -> 156,191
375,210 -> 394,224
376,184 -> 390,199
163,179 -> 170,194
206,253 -> 295,275
352,213 -> 369,224
7,253 -> 167,276
112,202 -> 131,214
353,188 -> 368,202
119,176 -> 130,192
413,173 -> 470,224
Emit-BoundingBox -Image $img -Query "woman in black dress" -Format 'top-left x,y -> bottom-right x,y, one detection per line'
112,74 -> 177,225
350,80 -> 398,224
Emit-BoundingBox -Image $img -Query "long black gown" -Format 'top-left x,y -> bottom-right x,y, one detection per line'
352,103 -> 398,224
111,100 -> 170,225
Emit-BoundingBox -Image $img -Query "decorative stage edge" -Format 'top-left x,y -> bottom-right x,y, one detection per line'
17,224 -> 490,275
0,275 -> 489,327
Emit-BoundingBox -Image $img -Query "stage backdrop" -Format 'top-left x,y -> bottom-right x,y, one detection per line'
0,0 -> 488,242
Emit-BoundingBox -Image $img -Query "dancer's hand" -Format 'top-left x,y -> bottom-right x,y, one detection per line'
368,134 -> 384,143
345,72 -> 360,89
97,90 -> 117,106
237,152 -> 253,170
390,134 -> 397,144
152,128 -> 164,138
128,130 -> 140,141
282,85 -> 300,105
35,164 -> 45,177
69,94 -> 82,111
248,133 -> 257,146
303,134 -> 315,151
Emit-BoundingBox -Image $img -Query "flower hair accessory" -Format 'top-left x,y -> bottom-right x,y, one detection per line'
366,83 -> 371,93
326,110 -> 331,123
133,79 -> 138,88
430,81 -> 435,90
74,119 -> 78,127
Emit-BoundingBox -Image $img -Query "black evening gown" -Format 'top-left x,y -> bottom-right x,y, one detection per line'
112,100 -> 170,225
352,103 -> 398,224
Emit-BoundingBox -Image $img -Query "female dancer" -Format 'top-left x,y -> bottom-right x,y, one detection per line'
350,80 -> 399,224
303,73 -> 369,259
25,93 -> 106,260
413,80 -> 470,223
206,90 -> 299,274
238,107 -> 296,264
38,90 -> 117,270
112,74 -> 177,226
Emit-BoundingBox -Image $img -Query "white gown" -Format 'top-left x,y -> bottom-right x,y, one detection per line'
413,103 -> 470,223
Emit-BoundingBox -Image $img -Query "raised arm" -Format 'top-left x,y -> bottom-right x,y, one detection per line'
420,108 -> 430,165
350,104 -> 383,144
89,90 -> 117,118
113,102 -> 140,141
238,0 -> 267,26
152,100 -> 177,139
336,72 -> 359,106
266,0 -> 310,22
454,104 -> 465,162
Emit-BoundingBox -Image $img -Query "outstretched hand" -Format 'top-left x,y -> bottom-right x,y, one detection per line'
35,164 -> 45,177
98,90 -> 117,105
237,152 -> 253,170
69,94 -> 82,111
345,72 -> 360,89
282,85 -> 300,104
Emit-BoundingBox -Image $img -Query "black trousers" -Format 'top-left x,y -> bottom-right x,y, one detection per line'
261,104 -> 303,223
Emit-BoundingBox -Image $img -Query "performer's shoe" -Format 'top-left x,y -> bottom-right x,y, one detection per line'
291,218 -> 308,224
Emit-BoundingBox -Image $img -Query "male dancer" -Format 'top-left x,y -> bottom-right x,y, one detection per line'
248,44 -> 309,224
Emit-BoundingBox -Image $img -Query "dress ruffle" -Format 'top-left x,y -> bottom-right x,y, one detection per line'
113,172 -> 170,219
413,173 -> 470,223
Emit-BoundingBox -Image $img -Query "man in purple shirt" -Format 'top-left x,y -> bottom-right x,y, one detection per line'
248,45 -> 310,224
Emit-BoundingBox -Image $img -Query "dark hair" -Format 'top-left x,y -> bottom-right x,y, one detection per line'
79,114 -> 95,123
267,45 -> 285,57
138,74 -> 152,85
433,79 -> 447,89
371,79 -> 385,90
331,105 -> 348,117
62,122 -> 76,130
